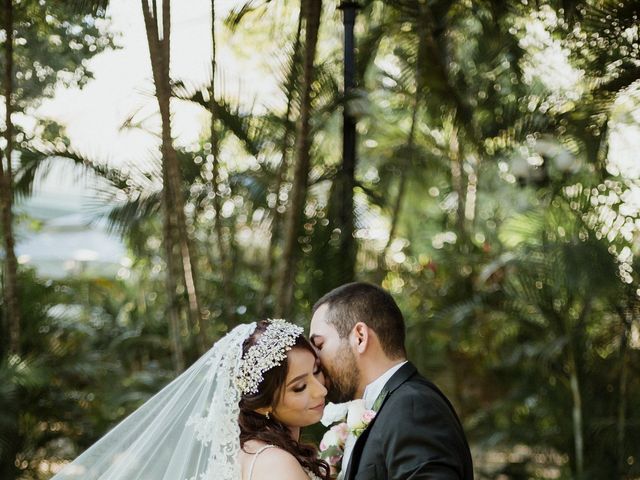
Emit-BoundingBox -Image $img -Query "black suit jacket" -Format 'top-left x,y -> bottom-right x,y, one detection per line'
344,362 -> 473,480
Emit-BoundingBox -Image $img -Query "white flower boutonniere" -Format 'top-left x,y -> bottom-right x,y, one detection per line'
346,399 -> 376,437
319,400 -> 377,478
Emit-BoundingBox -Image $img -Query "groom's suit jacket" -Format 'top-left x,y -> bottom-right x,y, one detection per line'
344,362 -> 473,480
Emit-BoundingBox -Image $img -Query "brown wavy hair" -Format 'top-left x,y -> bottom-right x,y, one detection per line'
239,320 -> 330,480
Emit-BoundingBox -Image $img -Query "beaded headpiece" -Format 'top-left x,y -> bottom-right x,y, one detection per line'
235,319 -> 304,396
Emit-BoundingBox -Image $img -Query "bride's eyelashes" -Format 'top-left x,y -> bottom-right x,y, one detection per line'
291,368 -> 322,393
292,384 -> 307,393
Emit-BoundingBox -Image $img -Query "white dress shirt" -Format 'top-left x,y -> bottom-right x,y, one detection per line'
341,361 -> 408,475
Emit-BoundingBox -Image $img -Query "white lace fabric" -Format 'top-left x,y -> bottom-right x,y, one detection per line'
51,323 -> 256,480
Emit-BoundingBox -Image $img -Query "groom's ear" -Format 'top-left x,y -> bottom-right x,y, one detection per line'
352,322 -> 370,354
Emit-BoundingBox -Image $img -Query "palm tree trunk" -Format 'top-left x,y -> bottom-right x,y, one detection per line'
616,307 -> 632,476
568,299 -> 594,479
209,0 -> 234,329
464,155 -> 478,224
0,0 -> 20,355
161,167 -> 185,373
568,349 -> 584,479
160,0 -> 203,353
141,0 -> 186,372
448,123 -> 466,236
260,7 -> 303,315
275,0 -> 322,318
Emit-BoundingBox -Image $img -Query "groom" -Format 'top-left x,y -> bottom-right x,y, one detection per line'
310,282 -> 474,480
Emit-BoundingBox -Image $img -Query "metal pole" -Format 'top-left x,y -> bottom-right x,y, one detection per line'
335,1 -> 359,283
339,1 -> 358,186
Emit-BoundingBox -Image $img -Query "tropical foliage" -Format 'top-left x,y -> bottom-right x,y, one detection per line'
1,0 -> 639,479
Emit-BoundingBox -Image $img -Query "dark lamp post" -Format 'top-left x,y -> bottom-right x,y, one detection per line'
330,1 -> 360,285
338,1 -> 359,185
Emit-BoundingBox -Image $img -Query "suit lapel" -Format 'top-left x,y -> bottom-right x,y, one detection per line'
344,362 -> 417,480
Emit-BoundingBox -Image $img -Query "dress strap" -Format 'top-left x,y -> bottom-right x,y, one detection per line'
248,444 -> 277,480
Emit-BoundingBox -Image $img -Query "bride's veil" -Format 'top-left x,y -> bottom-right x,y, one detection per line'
52,322 -> 256,480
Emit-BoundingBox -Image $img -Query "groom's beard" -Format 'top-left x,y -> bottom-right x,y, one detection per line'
325,345 -> 359,403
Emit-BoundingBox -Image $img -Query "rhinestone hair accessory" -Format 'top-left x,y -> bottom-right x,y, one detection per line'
235,319 -> 304,395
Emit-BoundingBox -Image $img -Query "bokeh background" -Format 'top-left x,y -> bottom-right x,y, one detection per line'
1,0 -> 639,478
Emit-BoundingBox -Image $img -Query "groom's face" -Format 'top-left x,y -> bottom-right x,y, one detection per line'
310,304 -> 360,403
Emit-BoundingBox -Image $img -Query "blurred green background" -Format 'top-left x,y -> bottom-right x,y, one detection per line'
0,0 -> 639,479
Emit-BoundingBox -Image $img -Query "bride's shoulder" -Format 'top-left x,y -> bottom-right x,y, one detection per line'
244,444 -> 309,480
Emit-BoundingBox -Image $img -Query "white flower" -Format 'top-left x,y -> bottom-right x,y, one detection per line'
319,429 -> 340,451
346,399 -> 367,431
319,399 -> 378,476
331,422 -> 350,445
321,401 -> 349,427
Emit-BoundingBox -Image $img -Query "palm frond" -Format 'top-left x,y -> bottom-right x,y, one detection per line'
119,104 -> 161,136
224,0 -> 273,30
0,356 -> 48,461
436,293 -> 489,327
102,190 -> 162,236
356,18 -> 388,82
499,209 -> 546,248
172,78 -> 266,158
271,41 -> 302,114
13,145 -> 131,200
582,0 -> 640,34
68,0 -> 109,15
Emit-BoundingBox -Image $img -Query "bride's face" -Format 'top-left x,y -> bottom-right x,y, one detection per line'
272,348 -> 327,429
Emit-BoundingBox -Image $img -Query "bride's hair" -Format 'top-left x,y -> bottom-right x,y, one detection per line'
239,320 -> 330,480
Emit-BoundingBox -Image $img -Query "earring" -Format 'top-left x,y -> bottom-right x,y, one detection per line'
265,411 -> 270,420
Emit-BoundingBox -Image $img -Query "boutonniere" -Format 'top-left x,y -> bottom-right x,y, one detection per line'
318,399 -> 377,477
345,399 -> 377,437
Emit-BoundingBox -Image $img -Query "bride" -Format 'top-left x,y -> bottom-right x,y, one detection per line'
51,319 -> 331,480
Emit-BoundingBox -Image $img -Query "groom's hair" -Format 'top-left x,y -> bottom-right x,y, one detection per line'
313,282 -> 406,358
